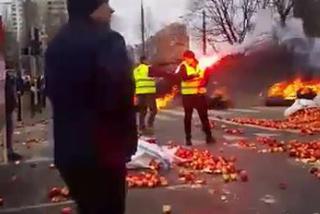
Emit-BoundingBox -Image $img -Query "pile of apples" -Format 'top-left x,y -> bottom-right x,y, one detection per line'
48,186 -> 70,203
126,171 -> 168,188
237,140 -> 257,150
254,137 -> 320,162
287,140 -> 320,161
178,169 -> 206,184
229,108 -> 320,134
256,137 -> 286,153
126,157 -> 168,188
224,128 -> 244,135
174,147 -> 248,183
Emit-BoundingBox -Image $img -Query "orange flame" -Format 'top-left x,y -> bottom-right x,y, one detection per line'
268,78 -> 320,100
156,86 -> 179,110
198,55 -> 219,70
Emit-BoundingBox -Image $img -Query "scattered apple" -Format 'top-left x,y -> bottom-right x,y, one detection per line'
279,182 -> 287,190
239,170 -> 248,182
61,207 -> 72,214
61,187 -> 70,197
310,167 -> 318,175
162,205 -> 172,214
48,187 -> 61,199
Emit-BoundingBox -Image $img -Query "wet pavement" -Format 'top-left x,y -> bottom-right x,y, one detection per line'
0,106 -> 320,214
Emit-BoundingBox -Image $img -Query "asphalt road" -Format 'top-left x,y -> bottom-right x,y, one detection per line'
0,106 -> 320,214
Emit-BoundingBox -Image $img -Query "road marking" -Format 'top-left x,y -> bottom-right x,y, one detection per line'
24,156 -> 53,163
166,184 -> 204,190
160,109 -> 184,116
253,106 -> 286,111
222,135 -> 247,141
161,108 -> 232,117
156,114 -> 177,121
192,140 -> 205,146
254,133 -> 281,137
0,200 -> 74,213
0,157 -> 53,166
229,108 -> 260,113
209,110 -> 232,116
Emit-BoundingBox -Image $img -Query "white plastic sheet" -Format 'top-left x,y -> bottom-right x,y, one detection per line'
127,139 -> 171,170
284,99 -> 319,117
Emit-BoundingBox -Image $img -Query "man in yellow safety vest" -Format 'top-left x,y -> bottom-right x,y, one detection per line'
134,56 -> 157,133
176,50 -> 215,146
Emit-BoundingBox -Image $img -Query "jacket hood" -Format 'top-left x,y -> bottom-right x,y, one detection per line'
67,0 -> 107,20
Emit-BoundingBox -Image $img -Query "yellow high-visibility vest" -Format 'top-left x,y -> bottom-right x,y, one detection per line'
180,62 -> 207,95
133,64 -> 156,94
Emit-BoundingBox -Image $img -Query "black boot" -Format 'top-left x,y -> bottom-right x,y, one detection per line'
206,135 -> 216,144
186,139 -> 193,146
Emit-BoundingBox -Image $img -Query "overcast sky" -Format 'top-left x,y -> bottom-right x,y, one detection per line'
0,0 -> 190,45
110,0 -> 190,45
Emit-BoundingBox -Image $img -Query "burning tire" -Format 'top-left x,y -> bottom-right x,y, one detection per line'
265,97 -> 294,107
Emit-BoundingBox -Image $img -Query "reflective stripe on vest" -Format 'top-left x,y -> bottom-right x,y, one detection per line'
133,64 -> 156,94
180,62 -> 207,95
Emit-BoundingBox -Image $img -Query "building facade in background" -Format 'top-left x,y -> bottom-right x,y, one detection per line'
135,23 -> 189,66
0,0 -> 67,44
44,0 -> 67,40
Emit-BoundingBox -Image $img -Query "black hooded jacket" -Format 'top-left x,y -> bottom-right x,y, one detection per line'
45,0 -> 137,168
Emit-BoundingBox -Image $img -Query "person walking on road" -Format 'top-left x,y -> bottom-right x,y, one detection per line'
5,71 -> 22,161
134,56 -> 157,133
45,0 -> 137,213
176,50 -> 215,146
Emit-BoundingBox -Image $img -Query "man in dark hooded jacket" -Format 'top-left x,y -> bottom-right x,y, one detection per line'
45,0 -> 137,213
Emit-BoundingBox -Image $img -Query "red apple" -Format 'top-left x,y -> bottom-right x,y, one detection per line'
222,174 -> 230,183
61,187 -> 70,197
48,187 -> 61,199
239,170 -> 248,182
314,150 -> 320,159
61,207 -> 72,214
162,205 -> 172,214
310,167 -> 318,174
278,182 -> 287,190
0,197 -> 3,206
230,173 -> 237,181
316,172 -> 320,179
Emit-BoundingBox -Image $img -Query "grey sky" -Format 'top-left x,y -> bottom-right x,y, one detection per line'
110,0 -> 190,45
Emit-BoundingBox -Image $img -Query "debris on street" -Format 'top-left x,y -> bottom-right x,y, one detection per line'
228,108 -> 320,134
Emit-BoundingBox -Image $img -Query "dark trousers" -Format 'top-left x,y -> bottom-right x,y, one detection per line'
59,165 -> 126,214
5,112 -> 13,153
137,94 -> 157,129
182,95 -> 212,140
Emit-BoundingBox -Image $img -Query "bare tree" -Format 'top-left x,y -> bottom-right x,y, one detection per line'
257,0 -> 272,9
257,0 -> 294,26
190,0 -> 260,45
273,0 -> 294,26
